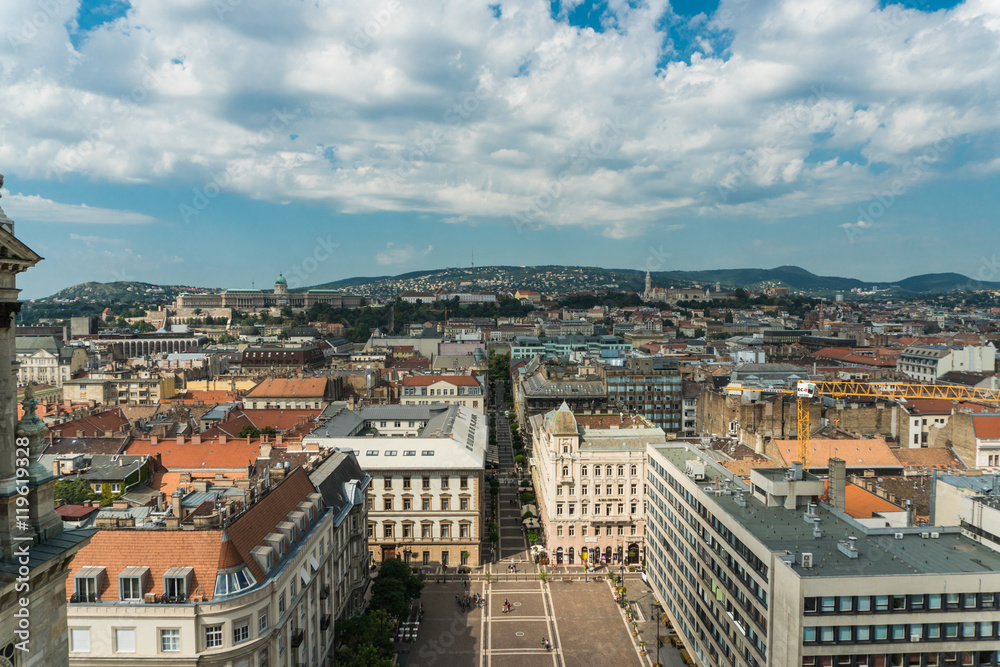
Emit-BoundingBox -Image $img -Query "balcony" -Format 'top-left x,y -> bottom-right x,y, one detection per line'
290,628 -> 305,648
70,592 -> 98,604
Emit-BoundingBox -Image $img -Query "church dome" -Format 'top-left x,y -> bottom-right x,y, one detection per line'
275,274 -> 287,285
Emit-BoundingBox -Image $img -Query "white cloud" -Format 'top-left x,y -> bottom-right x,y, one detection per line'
375,242 -> 433,266
841,220 -> 874,230
1,191 -> 155,225
0,0 -> 998,235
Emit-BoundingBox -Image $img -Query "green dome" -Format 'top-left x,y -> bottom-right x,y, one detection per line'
275,274 -> 287,285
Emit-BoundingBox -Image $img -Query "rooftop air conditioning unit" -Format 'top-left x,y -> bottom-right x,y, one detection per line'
801,553 -> 813,569
930,532 -> 940,539
921,532 -> 930,539
894,532 -> 904,540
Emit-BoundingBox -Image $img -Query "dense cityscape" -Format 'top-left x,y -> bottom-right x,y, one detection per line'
4,1 -> 1000,667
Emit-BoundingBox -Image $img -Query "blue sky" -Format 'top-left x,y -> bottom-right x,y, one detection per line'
1,0 -> 998,299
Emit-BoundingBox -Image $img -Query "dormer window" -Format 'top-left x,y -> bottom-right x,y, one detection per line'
163,567 -> 193,602
74,566 -> 105,603
252,546 -> 275,572
118,566 -> 149,602
214,565 -> 257,597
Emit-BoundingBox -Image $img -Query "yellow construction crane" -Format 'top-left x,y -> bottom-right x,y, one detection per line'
725,380 -> 1000,471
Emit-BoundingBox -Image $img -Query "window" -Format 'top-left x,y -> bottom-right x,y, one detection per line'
404,450 -> 416,457
368,523 -> 375,538
383,524 -> 394,538
856,625 -> 870,642
403,498 -> 412,511
595,485 -> 601,496
556,504 -> 563,515
582,485 -> 588,495
838,626 -> 852,642
460,476 -> 468,489
562,466 -> 569,477
606,485 -> 612,495
422,524 -> 432,538
582,526 -> 588,537
278,591 -> 286,614
630,465 -> 637,476
962,593 -> 976,609
384,476 -> 392,489
618,465 -> 624,476
441,477 -> 450,490
441,523 -> 451,538
875,595 -> 889,611
422,477 -> 431,490
441,497 -> 450,511
606,465 -> 613,476
460,498 -> 469,511
422,551 -> 430,565
118,567 -> 147,601
892,595 -> 906,611
582,503 -> 589,515
569,525 -> 575,536
839,597 -> 852,612
384,498 -> 393,511
70,628 -> 90,653
422,498 -> 431,510
581,466 -> 588,476
630,484 -> 637,495
205,624 -> 223,649
115,628 -> 136,653
569,504 -> 575,515
557,526 -> 563,537
384,450 -> 397,456
618,484 -> 625,495
161,628 -> 180,652
403,524 -> 412,538
403,476 -> 411,489
460,524 -> 469,538
259,609 -> 268,633
928,594 -> 941,610
234,619 -> 250,644
820,626 -> 834,642
111,483 -> 121,493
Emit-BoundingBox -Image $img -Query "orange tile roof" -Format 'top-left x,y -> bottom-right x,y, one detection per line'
823,480 -> 904,518
892,447 -> 966,469
401,375 -> 481,387
166,389 -> 242,404
246,378 -> 328,398
126,437 -> 260,471
65,530 -> 224,601
574,414 -> 652,429
771,438 -> 901,468
50,408 -> 131,437
973,414 -> 1000,439
721,459 -> 775,477
226,467 -> 315,581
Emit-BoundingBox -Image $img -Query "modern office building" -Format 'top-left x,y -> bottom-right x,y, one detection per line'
645,443 -> 1000,667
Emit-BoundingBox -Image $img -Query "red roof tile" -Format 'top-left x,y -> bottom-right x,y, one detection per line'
246,378 -> 328,398
126,437 -> 260,471
771,438 -> 901,468
226,467 -> 316,581
66,530 -> 224,601
973,414 -> 1000,439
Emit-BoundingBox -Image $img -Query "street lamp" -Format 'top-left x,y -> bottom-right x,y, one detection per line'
651,602 -> 663,666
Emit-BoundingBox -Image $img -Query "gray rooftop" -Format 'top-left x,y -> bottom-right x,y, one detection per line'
654,445 -> 1000,578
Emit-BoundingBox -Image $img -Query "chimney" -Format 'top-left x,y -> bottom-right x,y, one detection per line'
150,436 -> 158,446
176,435 -> 184,445
171,489 -> 184,519
219,435 -> 227,444
260,442 -> 273,459
192,434 -> 202,445
76,430 -> 85,438
156,492 -> 165,512
828,457 -> 846,512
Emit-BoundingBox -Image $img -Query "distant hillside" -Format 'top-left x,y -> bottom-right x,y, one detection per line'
37,281 -> 205,304
40,265 -> 1000,305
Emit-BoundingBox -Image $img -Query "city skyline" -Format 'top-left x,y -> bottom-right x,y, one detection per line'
3,0 -> 1000,299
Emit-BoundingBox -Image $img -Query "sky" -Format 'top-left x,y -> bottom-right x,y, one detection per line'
2,0 -> 1000,299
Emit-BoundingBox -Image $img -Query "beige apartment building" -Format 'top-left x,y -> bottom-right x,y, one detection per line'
528,402 -> 666,566
62,372 -> 176,406
65,456 -> 369,667
400,374 -> 486,413
304,404 -> 487,570
645,443 -> 1000,667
